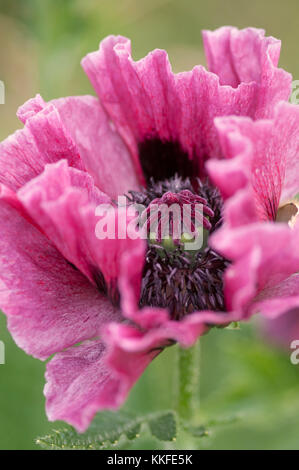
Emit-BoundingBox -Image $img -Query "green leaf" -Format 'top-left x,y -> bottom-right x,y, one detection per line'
148,411 -> 176,441
36,410 -> 141,450
36,410 -> 177,450
186,425 -> 210,438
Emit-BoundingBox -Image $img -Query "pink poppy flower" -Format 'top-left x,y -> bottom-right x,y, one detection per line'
0,27 -> 292,432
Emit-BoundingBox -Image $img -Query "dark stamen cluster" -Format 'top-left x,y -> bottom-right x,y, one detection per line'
128,176 -> 228,320
127,175 -> 194,207
140,245 -> 229,319
194,179 -> 223,234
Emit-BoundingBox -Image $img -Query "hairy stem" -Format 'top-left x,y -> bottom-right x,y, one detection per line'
176,341 -> 200,422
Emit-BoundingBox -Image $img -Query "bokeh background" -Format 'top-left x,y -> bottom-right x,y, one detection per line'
0,0 -> 299,450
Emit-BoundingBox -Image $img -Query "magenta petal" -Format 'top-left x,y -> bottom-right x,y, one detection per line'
213,102 -> 299,225
212,223 -> 299,316
45,340 -> 123,432
82,36 -> 176,175
263,307 -> 299,349
207,120 -> 252,200
106,311 -> 239,357
18,160 -> 145,293
17,93 -> 46,123
0,183 -> 34,223
216,115 -> 282,221
0,200 -> 120,360
202,26 -> 291,116
18,160 -> 109,284
224,246 -> 262,315
223,188 -> 258,229
274,102 -> 299,202
98,309 -> 239,417
252,274 -> 299,319
82,32 -> 289,178
51,95 -> 140,198
118,240 -> 146,320
0,102 -> 84,191
45,334 -> 160,432
18,94 -> 140,198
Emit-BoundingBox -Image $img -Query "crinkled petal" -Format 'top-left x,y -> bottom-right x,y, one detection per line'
212,223 -> 299,316
17,93 -> 46,123
45,337 -> 158,432
275,102 -> 299,202
215,116 -> 281,221
212,102 -> 299,226
82,31 -> 290,180
19,94 -> 140,198
18,160 -> 108,284
202,27 -> 291,116
45,340 -> 124,432
252,273 -> 299,319
107,311 -> 241,360
18,160 -> 145,294
0,199 -> 120,360
96,308 -> 240,420
207,122 -> 252,200
0,102 -> 84,191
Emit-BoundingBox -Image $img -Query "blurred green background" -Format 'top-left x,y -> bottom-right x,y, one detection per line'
1,0 -> 299,450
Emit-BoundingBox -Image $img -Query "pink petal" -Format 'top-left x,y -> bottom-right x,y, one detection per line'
45,340 -> 122,432
212,223 -> 299,316
106,311 -> 241,363
18,160 -> 108,283
212,102 -> 299,226
82,31 -> 290,180
275,102 -> 299,202
207,121 -> 252,200
45,337 -> 157,432
202,26 -> 291,116
262,307 -> 299,349
224,246 -> 262,316
96,309 -> 240,420
0,199 -> 120,360
252,274 -> 299,319
18,94 -> 140,198
17,93 -> 47,123
0,102 -> 84,191
18,160 -> 145,295
52,95 -> 140,198
118,240 -> 149,323
45,284 -> 241,433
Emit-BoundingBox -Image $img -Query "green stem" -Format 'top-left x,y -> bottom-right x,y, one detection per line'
176,341 -> 200,422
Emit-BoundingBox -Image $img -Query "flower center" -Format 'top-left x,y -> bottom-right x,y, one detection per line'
127,176 -> 228,319
138,139 -> 197,183
144,189 -> 214,245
